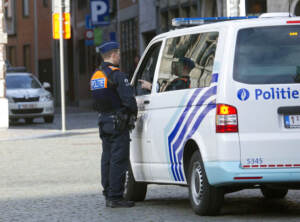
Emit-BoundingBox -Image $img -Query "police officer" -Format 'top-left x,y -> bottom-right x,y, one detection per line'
90,41 -> 137,208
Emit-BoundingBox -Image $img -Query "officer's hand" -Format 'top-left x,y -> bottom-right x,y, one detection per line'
138,79 -> 152,91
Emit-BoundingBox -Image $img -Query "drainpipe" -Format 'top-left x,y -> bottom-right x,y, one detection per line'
34,0 -> 38,75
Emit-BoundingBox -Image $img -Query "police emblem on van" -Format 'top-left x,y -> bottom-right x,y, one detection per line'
237,88 -> 250,101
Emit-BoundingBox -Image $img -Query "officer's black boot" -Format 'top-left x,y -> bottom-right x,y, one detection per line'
106,198 -> 135,208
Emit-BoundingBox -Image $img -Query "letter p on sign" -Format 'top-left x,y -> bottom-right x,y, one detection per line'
91,0 -> 109,26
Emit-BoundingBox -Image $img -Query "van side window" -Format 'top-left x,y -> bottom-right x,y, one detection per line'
157,32 -> 218,92
134,42 -> 162,96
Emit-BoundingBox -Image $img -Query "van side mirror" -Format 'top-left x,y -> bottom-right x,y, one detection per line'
43,82 -> 51,88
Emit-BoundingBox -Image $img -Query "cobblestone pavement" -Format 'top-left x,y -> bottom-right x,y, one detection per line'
1,111 -> 300,222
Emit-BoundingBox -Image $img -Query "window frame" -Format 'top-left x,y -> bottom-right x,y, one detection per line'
157,31 -> 219,93
43,0 -> 48,8
132,41 -> 163,96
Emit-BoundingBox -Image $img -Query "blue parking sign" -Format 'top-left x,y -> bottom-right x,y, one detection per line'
90,0 -> 110,26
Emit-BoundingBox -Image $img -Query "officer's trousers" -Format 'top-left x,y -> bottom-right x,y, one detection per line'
99,114 -> 130,200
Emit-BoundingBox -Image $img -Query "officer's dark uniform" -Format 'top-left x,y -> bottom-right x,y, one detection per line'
165,76 -> 191,91
90,45 -> 137,205
166,57 -> 195,92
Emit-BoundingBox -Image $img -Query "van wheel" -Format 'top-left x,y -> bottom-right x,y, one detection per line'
188,151 -> 224,216
123,165 -> 147,201
260,187 -> 288,199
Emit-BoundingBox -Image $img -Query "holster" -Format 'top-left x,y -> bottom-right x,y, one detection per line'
113,111 -> 129,131
113,110 -> 137,131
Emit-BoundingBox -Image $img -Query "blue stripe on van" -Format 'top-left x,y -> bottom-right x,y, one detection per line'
168,88 -> 202,181
167,74 -> 218,181
211,73 -> 219,83
172,86 -> 217,181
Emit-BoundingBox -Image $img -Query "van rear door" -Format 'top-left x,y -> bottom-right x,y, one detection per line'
233,25 -> 300,169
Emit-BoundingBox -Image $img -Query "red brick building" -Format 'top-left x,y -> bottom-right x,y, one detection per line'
6,0 -> 53,85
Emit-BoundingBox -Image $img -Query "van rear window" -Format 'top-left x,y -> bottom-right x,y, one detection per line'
233,26 -> 300,84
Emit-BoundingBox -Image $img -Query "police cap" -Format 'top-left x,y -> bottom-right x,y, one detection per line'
98,41 -> 120,54
179,57 -> 195,70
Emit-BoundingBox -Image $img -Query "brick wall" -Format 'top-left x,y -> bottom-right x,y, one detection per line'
7,0 -> 52,73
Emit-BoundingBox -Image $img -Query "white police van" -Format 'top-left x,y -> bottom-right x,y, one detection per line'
124,14 -> 300,215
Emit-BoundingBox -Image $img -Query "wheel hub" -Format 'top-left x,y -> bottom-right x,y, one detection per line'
191,162 -> 204,205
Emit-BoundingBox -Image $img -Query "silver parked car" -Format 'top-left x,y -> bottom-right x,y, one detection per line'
6,72 -> 54,124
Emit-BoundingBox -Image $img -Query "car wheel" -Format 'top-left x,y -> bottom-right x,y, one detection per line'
123,164 -> 147,201
261,187 -> 288,199
188,151 -> 224,216
44,115 -> 54,123
25,118 -> 33,124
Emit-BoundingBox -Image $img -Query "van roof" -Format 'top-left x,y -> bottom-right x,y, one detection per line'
151,16 -> 300,42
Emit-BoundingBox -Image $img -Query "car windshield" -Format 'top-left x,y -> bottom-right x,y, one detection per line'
6,75 -> 41,89
233,25 -> 300,84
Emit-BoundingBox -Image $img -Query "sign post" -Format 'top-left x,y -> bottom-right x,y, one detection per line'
52,0 -> 71,132
59,0 -> 66,132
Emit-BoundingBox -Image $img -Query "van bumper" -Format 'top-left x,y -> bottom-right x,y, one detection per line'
204,161 -> 300,186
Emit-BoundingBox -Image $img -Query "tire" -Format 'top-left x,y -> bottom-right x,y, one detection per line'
188,151 -> 224,216
123,165 -> 147,201
44,115 -> 54,123
260,187 -> 288,199
25,118 -> 33,124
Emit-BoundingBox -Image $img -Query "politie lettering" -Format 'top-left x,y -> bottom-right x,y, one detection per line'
255,88 -> 300,100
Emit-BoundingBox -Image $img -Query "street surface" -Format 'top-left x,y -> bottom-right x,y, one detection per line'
1,110 -> 300,222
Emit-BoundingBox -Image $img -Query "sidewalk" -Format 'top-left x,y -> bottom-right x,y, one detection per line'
0,107 -> 99,142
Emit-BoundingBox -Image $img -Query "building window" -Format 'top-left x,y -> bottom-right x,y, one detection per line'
4,0 -> 16,35
23,0 -> 29,17
78,0 -> 87,9
43,0 -> 48,7
161,11 -> 169,32
78,40 -> 86,75
7,46 -> 17,67
246,0 -> 266,16
182,6 -> 191,18
23,45 -> 31,72
120,18 -> 138,78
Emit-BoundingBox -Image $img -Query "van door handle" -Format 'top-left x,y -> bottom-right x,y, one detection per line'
278,106 -> 300,115
144,100 -> 150,105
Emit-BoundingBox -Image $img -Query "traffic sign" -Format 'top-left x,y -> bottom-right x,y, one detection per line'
52,12 -> 71,39
85,29 -> 94,40
90,0 -> 110,26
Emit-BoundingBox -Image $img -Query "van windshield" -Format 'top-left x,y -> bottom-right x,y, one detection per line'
233,25 -> 300,84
